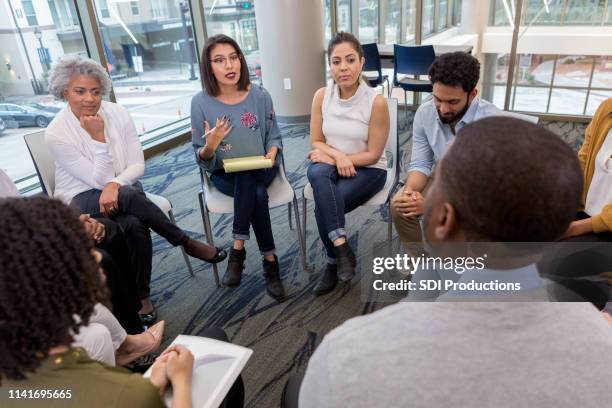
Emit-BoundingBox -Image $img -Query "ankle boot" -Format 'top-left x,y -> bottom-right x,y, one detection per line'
312,263 -> 338,296
335,243 -> 356,282
263,255 -> 285,301
223,248 -> 246,287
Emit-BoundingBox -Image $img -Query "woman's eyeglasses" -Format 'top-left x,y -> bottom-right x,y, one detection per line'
210,54 -> 241,65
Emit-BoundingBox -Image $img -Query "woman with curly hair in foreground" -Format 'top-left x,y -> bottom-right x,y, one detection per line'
0,197 -> 194,408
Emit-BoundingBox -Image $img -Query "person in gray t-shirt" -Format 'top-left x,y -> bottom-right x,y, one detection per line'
191,35 -> 284,301
292,118 -> 612,408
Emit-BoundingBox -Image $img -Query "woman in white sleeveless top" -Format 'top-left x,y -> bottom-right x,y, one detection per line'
307,32 -> 389,295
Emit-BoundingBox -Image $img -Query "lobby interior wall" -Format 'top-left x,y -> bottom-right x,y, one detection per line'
254,0 -> 326,121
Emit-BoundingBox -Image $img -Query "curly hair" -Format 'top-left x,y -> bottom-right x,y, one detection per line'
428,51 -> 480,92
440,117 -> 582,241
47,57 -> 112,100
0,197 -> 106,380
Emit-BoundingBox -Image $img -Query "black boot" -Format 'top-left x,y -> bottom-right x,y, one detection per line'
335,243 -> 356,282
312,263 -> 338,296
263,255 -> 285,301
223,248 -> 246,287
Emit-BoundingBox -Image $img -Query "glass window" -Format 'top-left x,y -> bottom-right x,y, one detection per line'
323,0 -> 332,44
1,1 -> 87,184
130,1 -> 140,16
22,0 -> 39,26
93,0 -> 200,136
494,0 -> 610,25
438,0 -> 449,31
548,88 -> 588,115
586,90 -> 612,115
381,0 -> 401,44
151,0 -> 170,18
358,0 -> 379,43
552,55 -> 593,88
482,53 -> 511,107
563,0 -> 605,25
405,0 -> 417,43
453,0 -> 462,25
591,56 -> 612,89
514,54 -> 555,86
67,0 -> 79,25
202,0 -> 261,82
523,0 -> 564,25
337,0 -> 352,32
48,1 -> 61,26
422,0 -> 435,37
490,0 -> 513,26
512,86 -> 549,113
99,0 -> 110,18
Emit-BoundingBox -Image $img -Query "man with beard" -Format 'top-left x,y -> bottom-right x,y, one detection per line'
391,52 -> 500,244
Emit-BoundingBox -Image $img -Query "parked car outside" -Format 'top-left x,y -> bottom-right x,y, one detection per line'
0,103 -> 57,128
24,102 -> 62,114
0,118 -> 5,135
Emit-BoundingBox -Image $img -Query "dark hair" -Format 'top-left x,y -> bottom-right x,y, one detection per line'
428,51 -> 480,92
0,197 -> 105,380
200,34 -> 250,97
327,31 -> 364,63
439,117 -> 583,241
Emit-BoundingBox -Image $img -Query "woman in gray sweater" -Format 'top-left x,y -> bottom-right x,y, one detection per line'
191,35 -> 284,301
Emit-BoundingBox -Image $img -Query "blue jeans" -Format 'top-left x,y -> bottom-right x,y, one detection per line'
211,167 -> 278,255
307,163 -> 386,263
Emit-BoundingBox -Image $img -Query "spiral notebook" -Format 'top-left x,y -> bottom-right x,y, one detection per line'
143,335 -> 252,408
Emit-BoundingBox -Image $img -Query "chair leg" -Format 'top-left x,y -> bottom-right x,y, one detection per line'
301,195 -> 311,272
387,202 -> 393,245
288,202 -> 293,230
168,209 -> 195,277
198,191 -> 221,287
404,90 -> 409,126
386,78 -> 391,98
291,196 -> 310,273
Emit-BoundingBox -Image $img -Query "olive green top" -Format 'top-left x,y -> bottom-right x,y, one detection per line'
2,347 -> 165,408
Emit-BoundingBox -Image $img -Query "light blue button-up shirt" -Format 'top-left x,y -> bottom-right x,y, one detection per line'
409,97 -> 501,176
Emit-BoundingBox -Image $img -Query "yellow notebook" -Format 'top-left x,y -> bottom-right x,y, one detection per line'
222,156 -> 273,173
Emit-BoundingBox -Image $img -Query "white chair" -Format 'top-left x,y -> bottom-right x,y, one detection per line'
301,98 -> 400,271
197,159 -> 307,287
23,130 -> 195,276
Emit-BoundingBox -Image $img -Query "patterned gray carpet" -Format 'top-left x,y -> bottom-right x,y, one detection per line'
140,114 -> 414,407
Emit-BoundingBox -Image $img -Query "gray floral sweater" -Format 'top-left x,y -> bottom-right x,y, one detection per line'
190,85 -> 282,173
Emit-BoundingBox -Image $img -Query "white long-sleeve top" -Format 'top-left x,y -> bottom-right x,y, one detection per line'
45,100 -> 145,203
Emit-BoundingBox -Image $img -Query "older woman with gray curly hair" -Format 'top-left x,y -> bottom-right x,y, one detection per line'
44,57 -> 227,324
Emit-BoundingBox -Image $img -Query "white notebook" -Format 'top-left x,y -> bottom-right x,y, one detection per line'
143,335 -> 252,408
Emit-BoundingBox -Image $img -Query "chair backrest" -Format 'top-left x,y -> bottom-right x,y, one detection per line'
24,130 -> 55,196
393,44 -> 435,83
362,43 -> 382,76
385,98 -> 399,184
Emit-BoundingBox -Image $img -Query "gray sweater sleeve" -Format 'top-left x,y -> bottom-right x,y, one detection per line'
191,93 -> 219,172
262,88 -> 283,153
